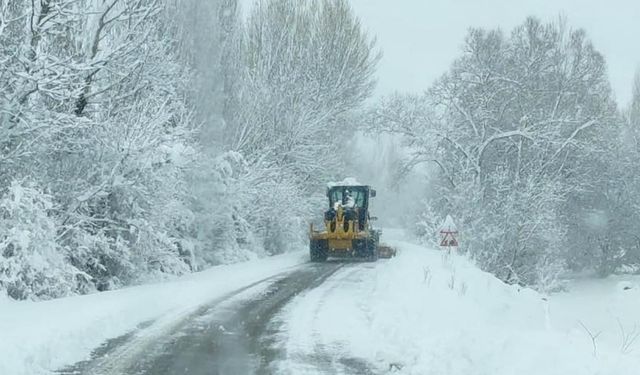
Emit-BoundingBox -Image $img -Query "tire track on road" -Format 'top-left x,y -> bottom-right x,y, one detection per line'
58,261 -> 343,375
268,263 -> 379,375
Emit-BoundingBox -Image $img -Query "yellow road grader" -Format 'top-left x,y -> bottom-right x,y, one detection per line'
309,182 -> 395,262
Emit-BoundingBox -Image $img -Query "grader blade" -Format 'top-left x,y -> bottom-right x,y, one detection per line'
377,244 -> 397,259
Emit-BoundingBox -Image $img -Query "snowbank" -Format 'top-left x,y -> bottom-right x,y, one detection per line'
277,231 -> 640,374
0,251 -> 306,375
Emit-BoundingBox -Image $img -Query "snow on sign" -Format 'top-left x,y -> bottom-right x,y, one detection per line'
439,215 -> 458,248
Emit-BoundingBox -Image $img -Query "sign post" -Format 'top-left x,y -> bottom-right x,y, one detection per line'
439,215 -> 458,251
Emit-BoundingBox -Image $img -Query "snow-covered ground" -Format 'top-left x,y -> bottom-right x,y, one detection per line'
274,230 -> 640,374
3,230 -> 639,375
0,251 -> 307,375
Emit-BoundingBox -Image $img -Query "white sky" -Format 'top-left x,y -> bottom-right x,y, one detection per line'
349,0 -> 640,107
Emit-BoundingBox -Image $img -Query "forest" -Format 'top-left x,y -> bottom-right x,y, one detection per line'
1,0 -> 638,300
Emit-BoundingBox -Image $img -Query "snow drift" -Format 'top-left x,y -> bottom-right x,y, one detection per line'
275,232 -> 640,374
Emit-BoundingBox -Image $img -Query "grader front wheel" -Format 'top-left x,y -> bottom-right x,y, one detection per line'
366,239 -> 378,262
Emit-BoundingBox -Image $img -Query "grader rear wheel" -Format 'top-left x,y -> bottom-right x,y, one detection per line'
309,239 -> 328,262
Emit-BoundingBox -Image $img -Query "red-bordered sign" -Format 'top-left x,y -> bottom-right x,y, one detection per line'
439,215 -> 458,248
440,230 -> 458,247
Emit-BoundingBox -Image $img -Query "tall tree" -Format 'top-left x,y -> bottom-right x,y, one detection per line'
217,0 -> 380,255
583,69 -> 640,275
371,18 -> 617,289
0,0 -> 198,297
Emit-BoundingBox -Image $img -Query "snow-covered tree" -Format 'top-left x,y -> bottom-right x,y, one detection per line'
579,70 -> 640,276
0,182 -> 79,300
0,0 -> 199,297
0,0 -> 377,300
227,0 -> 379,175
209,0 -> 380,254
371,18 -> 617,288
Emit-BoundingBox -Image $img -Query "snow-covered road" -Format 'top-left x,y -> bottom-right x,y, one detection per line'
4,230 -> 640,375
1,252 -> 308,375
57,261 -> 346,375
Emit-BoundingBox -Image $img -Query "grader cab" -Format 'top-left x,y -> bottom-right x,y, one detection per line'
309,182 -> 396,262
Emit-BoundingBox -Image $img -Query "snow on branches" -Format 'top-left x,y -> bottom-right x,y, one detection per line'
370,17 -> 618,289
0,182 -> 79,300
0,0 -> 197,298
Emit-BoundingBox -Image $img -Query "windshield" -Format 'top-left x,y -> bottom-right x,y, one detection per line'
328,187 -> 366,209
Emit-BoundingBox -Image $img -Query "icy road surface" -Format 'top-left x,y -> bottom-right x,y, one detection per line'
56,261 -> 375,375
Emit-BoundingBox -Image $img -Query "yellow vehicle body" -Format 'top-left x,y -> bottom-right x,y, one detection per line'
309,184 -> 395,261
310,205 -> 371,252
